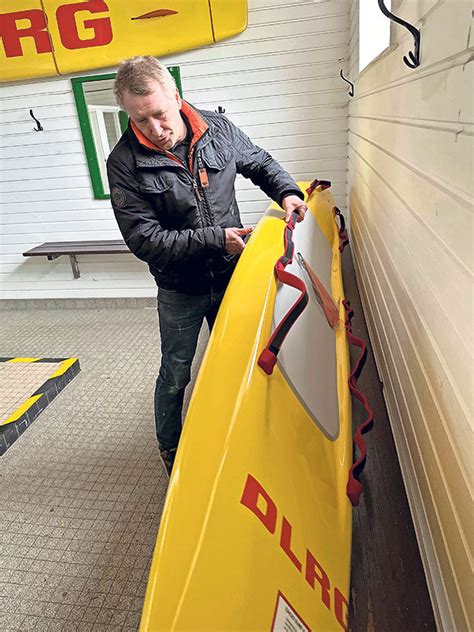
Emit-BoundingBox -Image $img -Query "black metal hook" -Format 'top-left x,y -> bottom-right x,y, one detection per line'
29,109 -> 43,131
215,106 -> 226,114
339,70 -> 354,97
377,0 -> 421,68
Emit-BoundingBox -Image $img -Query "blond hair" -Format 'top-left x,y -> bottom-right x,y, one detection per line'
113,56 -> 176,108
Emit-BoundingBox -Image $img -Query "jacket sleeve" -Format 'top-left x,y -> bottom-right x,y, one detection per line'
219,115 -> 304,206
107,155 -> 225,268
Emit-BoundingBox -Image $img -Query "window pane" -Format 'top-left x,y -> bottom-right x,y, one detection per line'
359,0 -> 391,72
104,111 -> 120,150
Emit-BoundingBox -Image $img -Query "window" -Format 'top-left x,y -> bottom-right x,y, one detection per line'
72,67 -> 182,200
88,106 -> 124,193
359,0 -> 391,73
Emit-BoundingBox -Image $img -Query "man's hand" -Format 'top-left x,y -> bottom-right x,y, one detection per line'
224,226 -> 253,254
281,195 -> 308,223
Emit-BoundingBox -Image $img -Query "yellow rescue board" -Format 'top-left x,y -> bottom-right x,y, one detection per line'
141,184 -> 352,632
0,0 -> 247,82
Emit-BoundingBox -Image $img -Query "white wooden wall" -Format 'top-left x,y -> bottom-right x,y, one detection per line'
348,1 -> 473,630
0,0 -> 350,299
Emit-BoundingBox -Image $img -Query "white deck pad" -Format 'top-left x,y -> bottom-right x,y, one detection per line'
273,212 -> 340,440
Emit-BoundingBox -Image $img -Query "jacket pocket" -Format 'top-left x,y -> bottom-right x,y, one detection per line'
200,139 -> 233,171
138,174 -> 175,194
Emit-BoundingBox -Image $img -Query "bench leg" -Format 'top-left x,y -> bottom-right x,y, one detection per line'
69,255 -> 80,279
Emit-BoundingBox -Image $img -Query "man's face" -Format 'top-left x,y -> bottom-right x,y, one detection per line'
122,80 -> 186,152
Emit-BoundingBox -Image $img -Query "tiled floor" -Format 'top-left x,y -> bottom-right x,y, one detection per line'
0,303 -> 207,631
0,362 -> 62,424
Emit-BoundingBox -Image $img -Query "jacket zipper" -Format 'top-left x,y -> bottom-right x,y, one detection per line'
159,149 -> 218,287
196,153 -> 214,226
194,153 -> 215,285
164,152 -> 208,228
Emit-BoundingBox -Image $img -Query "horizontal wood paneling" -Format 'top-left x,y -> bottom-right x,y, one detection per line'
349,153 -> 472,434
348,139 -> 472,351
350,228 -> 467,630
183,48 -> 344,79
348,0 -> 473,630
350,192 -> 472,527
351,62 -> 474,134
349,111 -> 473,201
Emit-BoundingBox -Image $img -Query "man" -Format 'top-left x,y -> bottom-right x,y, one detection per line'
107,56 -> 308,477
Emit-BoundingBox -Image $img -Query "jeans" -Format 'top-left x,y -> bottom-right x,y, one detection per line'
154,286 -> 226,451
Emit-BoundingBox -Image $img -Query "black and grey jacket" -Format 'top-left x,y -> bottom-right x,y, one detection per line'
106,101 -> 303,294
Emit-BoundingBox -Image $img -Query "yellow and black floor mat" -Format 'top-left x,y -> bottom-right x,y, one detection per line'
0,357 -> 80,455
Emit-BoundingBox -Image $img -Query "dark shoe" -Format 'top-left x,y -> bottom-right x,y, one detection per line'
159,448 -> 177,478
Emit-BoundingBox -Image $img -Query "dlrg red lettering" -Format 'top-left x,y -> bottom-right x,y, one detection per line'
56,1 -> 112,50
0,1 -> 113,59
0,10 -> 50,57
240,473 -> 349,631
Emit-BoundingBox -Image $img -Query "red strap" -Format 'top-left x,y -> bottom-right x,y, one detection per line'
258,212 -> 309,375
297,254 -> 339,329
333,207 -> 349,253
306,178 -> 332,196
343,300 -> 374,506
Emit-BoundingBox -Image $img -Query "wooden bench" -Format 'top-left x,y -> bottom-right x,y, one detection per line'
23,240 -> 130,279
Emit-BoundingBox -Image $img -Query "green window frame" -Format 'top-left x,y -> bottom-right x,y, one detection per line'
72,66 -> 182,200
